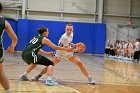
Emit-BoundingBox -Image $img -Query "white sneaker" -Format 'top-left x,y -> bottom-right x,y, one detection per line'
45,77 -> 58,86
19,74 -> 29,81
88,77 -> 95,84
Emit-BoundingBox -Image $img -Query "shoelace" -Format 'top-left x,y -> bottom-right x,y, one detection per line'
46,79 -> 58,84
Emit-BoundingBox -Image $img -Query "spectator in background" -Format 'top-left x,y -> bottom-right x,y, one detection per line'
105,40 -> 111,56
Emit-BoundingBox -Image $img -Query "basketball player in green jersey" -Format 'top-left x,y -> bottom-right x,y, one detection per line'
0,2 -> 18,93
19,26 -> 76,86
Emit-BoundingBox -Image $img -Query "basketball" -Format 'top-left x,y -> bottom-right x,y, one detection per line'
75,42 -> 86,52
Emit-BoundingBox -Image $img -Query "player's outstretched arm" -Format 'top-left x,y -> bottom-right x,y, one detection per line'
38,49 -> 54,57
5,21 -> 18,53
42,37 -> 74,52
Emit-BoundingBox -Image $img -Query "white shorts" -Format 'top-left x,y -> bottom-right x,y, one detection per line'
55,50 -> 74,60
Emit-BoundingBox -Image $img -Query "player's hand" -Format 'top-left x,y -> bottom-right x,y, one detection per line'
73,47 -> 82,52
7,46 -> 15,53
46,52 -> 55,57
66,47 -> 80,52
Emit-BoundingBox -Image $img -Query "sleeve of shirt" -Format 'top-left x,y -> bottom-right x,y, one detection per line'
58,34 -> 68,46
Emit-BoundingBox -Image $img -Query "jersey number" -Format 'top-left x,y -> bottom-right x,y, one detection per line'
30,37 -> 38,44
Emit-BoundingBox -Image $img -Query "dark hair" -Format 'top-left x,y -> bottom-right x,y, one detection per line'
0,2 -> 3,12
37,26 -> 48,34
66,22 -> 73,26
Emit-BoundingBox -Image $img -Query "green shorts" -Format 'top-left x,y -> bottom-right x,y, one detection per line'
22,50 -> 54,66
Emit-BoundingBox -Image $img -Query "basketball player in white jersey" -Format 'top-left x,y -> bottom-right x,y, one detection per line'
31,23 -> 95,84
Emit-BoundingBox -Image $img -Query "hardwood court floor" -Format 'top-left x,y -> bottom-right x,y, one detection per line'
0,52 -> 140,93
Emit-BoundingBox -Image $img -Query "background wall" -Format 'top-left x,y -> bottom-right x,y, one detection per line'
3,19 -> 106,54
1,0 -> 140,54
104,0 -> 140,42
2,0 -> 140,23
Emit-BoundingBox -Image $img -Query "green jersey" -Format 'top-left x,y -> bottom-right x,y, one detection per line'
0,17 -> 5,50
24,34 -> 45,53
22,34 -> 54,66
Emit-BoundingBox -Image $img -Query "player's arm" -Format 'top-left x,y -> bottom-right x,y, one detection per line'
38,49 -> 54,57
42,37 -> 75,52
5,20 -> 18,53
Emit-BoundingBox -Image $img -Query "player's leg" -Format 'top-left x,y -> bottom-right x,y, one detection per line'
0,50 -> 11,93
0,62 -> 11,93
19,51 -> 39,81
31,66 -> 48,81
25,54 -> 58,85
31,50 -> 62,81
68,55 -> 95,84
68,56 -> 89,77
34,56 -> 58,85
39,57 -> 61,75
19,64 -> 37,81
31,57 -> 61,81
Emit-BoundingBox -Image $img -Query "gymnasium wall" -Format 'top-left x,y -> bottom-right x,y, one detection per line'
2,0 -> 140,45
104,0 -> 140,42
27,0 -> 95,22
3,19 -> 106,54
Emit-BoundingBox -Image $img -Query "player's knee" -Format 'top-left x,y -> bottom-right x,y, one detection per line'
77,61 -> 83,66
44,66 -> 48,70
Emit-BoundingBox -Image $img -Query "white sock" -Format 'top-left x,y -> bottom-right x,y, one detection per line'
23,71 -> 28,75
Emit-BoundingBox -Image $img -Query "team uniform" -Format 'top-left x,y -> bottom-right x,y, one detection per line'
0,17 -> 5,63
20,34 -> 58,85
22,34 -> 54,66
55,32 -> 74,60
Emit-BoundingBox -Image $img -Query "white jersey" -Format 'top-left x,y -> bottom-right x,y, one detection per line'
58,32 -> 73,47
55,32 -> 74,60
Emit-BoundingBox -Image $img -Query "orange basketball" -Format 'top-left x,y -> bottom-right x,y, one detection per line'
75,42 -> 86,52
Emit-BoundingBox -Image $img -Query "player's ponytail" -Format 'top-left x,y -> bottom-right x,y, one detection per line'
37,26 -> 48,34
